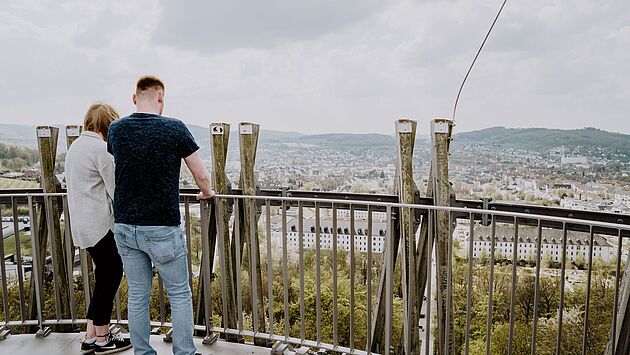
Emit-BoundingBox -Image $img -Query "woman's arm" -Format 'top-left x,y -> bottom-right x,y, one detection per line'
96,148 -> 116,201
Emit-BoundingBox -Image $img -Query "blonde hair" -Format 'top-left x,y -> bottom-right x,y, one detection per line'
83,102 -> 119,140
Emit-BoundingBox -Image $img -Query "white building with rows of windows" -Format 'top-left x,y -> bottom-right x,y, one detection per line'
464,225 -> 614,263
270,210 -> 388,253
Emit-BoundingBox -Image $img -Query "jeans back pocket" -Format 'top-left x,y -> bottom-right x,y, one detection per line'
145,227 -> 180,264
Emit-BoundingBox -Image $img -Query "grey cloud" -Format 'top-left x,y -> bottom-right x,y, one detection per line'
153,0 -> 384,52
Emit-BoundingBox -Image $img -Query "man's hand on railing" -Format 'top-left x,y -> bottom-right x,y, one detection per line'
197,189 -> 216,200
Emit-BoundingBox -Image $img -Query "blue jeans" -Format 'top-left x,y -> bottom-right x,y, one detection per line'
114,223 -> 196,355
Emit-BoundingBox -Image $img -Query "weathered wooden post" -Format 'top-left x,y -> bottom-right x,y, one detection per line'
395,119 -> 420,354
65,125 -> 94,311
370,119 -> 421,354
209,123 -> 238,340
238,121 -> 266,346
413,119 -> 454,354
63,125 -> 82,323
34,126 -> 71,326
431,118 -> 454,355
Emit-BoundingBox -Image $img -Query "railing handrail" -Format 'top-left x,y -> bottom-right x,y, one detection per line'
2,191 -> 628,232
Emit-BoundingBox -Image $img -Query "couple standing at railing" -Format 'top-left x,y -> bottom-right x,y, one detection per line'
65,76 -> 215,355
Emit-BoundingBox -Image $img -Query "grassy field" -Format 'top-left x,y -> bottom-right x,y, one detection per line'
0,177 -> 39,189
2,232 -> 32,257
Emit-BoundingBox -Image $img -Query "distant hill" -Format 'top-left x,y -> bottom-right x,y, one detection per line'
453,127 -> 630,155
0,124 -> 39,148
1,123 -> 627,155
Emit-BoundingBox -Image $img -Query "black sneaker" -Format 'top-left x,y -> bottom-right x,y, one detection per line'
94,333 -> 132,354
81,339 -> 96,354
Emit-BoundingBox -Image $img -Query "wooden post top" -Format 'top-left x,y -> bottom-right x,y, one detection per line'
36,126 -> 58,138
210,122 -> 230,136
431,118 -> 454,135
239,121 -> 259,127
65,125 -> 82,137
395,118 -> 417,135
433,117 -> 453,123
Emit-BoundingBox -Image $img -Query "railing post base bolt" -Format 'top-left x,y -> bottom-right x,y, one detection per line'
203,333 -> 219,345
35,327 -> 51,338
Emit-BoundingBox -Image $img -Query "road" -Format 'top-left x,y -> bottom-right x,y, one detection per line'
1,221 -> 28,238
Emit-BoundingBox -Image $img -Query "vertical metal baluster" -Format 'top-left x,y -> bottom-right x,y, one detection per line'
556,222 -> 568,355
265,200 -> 274,337
158,276 -> 166,326
315,202 -> 321,345
44,195 -> 62,320
409,206 -> 417,354
114,289 -> 121,324
385,205 -> 393,355
612,229 -> 623,353
485,216 -> 496,355
249,197 -> 260,337
445,210 -> 454,354
184,198 -> 193,293
216,197 -> 229,332
12,197 -> 26,321
200,201 -> 214,338
28,196 -> 45,334
401,206 -> 410,355
425,209 -> 433,355
582,225 -> 594,355
349,204 -> 356,351
332,203 -> 339,348
0,204 -> 10,322
531,219 -> 543,355
80,248 -> 91,317
508,217 -> 519,354
62,196 -> 76,321
367,205 -> 373,355
299,201 -> 305,343
465,213 -> 474,355
282,199 -> 290,340
233,200 -> 244,334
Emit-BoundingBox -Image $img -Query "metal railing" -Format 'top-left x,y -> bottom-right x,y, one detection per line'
1,191 -> 629,354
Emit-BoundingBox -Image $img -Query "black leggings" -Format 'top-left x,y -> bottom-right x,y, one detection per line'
86,230 -> 123,326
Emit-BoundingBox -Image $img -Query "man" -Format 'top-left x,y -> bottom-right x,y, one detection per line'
108,76 -> 214,355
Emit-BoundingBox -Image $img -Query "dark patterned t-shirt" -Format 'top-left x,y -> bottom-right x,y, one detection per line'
107,113 -> 199,226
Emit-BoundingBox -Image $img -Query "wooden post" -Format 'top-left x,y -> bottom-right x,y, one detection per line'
34,126 -> 71,325
65,125 -> 95,303
209,123 -> 238,340
370,119 -> 420,353
414,120 -> 453,355
431,118 -> 454,355
239,122 -> 266,345
396,119 -> 420,354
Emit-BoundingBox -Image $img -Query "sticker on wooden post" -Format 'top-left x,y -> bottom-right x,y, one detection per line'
434,122 -> 450,134
66,126 -> 80,137
37,127 -> 51,138
397,121 -> 413,134
240,124 -> 253,135
211,124 -> 224,135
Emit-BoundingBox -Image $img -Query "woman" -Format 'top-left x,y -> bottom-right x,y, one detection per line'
65,103 -> 132,354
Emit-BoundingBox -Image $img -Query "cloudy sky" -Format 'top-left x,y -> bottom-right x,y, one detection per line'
0,0 -> 628,134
